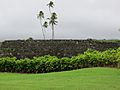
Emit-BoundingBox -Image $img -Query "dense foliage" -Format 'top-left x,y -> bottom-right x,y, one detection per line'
0,48 -> 120,73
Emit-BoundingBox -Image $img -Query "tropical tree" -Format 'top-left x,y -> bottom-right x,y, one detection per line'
43,21 -> 48,36
43,21 -> 48,28
37,0 -> 58,40
47,1 -> 54,14
48,12 -> 58,39
37,11 -> 46,39
47,1 -> 58,39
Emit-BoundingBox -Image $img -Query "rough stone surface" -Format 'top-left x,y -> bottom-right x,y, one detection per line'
0,39 -> 120,58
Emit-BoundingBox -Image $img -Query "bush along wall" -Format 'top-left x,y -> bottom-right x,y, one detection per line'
0,39 -> 120,59
0,48 -> 120,73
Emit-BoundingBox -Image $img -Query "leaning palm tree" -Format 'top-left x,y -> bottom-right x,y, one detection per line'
47,1 -> 54,14
37,11 -> 46,39
48,12 -> 58,39
43,21 -> 48,38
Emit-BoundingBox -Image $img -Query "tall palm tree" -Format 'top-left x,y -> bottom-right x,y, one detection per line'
48,12 -> 58,39
43,21 -> 48,38
47,1 -> 54,14
37,11 -> 46,39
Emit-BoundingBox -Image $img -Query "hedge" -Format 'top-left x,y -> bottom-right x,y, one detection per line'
0,48 -> 120,73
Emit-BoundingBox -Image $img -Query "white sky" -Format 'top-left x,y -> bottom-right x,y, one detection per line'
0,0 -> 120,41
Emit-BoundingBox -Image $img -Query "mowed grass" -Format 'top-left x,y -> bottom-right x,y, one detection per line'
0,68 -> 120,90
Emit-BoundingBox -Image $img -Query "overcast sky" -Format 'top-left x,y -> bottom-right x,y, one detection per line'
0,0 -> 120,41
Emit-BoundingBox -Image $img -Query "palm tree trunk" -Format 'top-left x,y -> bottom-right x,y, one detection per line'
49,7 -> 52,14
40,20 -> 45,40
52,24 -> 54,40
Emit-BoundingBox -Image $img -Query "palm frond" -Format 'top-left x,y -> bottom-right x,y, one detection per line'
47,1 -> 54,8
37,11 -> 44,19
43,21 -> 48,28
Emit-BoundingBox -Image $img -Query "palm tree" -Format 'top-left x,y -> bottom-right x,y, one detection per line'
43,21 -> 48,38
47,1 -> 54,14
37,11 -> 46,39
48,12 -> 58,39
43,21 -> 48,28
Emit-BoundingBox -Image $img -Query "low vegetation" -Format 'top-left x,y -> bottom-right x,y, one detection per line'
0,68 -> 120,90
0,48 -> 120,73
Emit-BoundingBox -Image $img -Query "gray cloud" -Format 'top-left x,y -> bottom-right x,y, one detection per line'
0,0 -> 120,41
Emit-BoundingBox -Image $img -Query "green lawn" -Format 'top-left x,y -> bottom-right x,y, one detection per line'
0,67 -> 120,90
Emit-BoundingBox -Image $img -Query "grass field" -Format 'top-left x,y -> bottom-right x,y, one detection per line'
0,67 -> 120,90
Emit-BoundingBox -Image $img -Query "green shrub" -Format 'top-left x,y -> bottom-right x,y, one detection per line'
118,61 -> 120,69
0,48 -> 120,73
